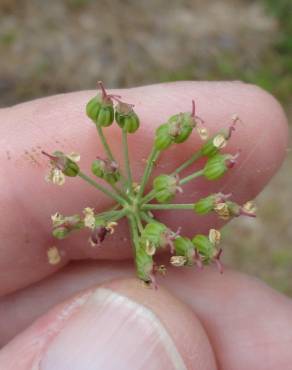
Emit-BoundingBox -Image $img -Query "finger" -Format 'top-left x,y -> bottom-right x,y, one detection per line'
164,265 -> 292,370
0,278 -> 217,370
0,81 -> 288,295
1,261 -> 292,370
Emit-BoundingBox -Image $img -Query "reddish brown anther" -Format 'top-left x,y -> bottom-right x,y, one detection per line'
97,80 -> 121,104
191,99 -> 204,125
240,209 -> 256,218
115,100 -> 135,114
148,271 -> 158,290
97,157 -> 119,173
194,249 -> 203,270
41,151 -> 67,171
90,226 -> 108,247
174,174 -> 183,194
225,115 -> 240,140
213,248 -> 223,274
226,151 -> 241,169
166,227 -> 181,254
41,150 -> 56,161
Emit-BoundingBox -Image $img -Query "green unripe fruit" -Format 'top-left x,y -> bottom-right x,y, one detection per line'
174,236 -> 195,265
91,159 -> 106,178
62,159 -> 80,177
203,154 -> 230,180
136,246 -> 154,282
193,194 -> 216,214
192,234 -> 215,262
153,174 -> 178,203
86,94 -> 114,127
86,95 -> 102,122
154,123 -> 174,150
53,151 -> 80,177
53,227 -> 70,239
168,113 -> 195,144
201,138 -> 219,157
91,158 -> 120,184
115,102 -> 140,133
104,172 -> 120,184
97,104 -> 114,127
141,222 -> 168,249
115,110 -> 140,133
201,133 -> 227,157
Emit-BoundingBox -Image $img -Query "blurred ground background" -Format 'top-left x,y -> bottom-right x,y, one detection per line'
0,0 -> 291,294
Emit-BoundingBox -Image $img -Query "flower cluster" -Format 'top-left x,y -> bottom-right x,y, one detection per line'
43,81 -> 256,287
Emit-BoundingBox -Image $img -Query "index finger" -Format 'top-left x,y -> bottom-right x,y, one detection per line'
0,81 -> 288,296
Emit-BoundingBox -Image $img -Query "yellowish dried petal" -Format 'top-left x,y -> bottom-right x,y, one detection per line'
197,126 -> 209,140
106,221 -> 118,234
83,207 -> 95,229
170,255 -> 187,267
214,202 -> 230,220
51,212 -> 65,227
66,152 -> 81,162
145,240 -> 156,256
46,167 -> 66,186
213,134 -> 227,149
209,229 -> 221,245
47,246 -> 61,265
243,201 -> 257,214
157,265 -> 167,275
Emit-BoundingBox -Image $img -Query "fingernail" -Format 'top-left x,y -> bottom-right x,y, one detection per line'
40,288 -> 186,370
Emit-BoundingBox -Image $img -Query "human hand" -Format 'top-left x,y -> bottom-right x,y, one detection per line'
0,82 -> 290,370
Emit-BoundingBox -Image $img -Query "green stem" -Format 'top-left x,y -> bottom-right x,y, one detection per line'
142,203 -> 194,211
78,171 -> 125,205
122,129 -> 133,195
140,212 -> 154,224
96,125 -> 115,162
110,182 -> 132,204
128,215 -> 140,253
179,169 -> 204,185
137,147 -> 160,199
96,125 -> 130,194
135,213 -> 144,234
141,190 -> 156,204
172,151 -> 202,175
109,209 -> 128,222
97,209 -> 122,220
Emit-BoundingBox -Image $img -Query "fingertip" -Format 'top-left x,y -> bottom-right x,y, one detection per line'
0,278 -> 217,370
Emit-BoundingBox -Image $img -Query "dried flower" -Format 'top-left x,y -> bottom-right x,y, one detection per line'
47,246 -> 61,265
51,212 -> 65,227
197,126 -> 209,140
83,207 -> 96,229
46,167 -> 66,186
208,229 -> 221,245
242,201 -> 257,216
170,255 -> 187,267
105,221 -> 118,234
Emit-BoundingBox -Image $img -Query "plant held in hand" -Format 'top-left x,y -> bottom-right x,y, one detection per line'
43,82 -> 256,288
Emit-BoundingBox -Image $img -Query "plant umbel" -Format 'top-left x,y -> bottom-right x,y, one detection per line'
43,82 -> 256,288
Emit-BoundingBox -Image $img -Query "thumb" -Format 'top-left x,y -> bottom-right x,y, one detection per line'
0,278 -> 217,370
